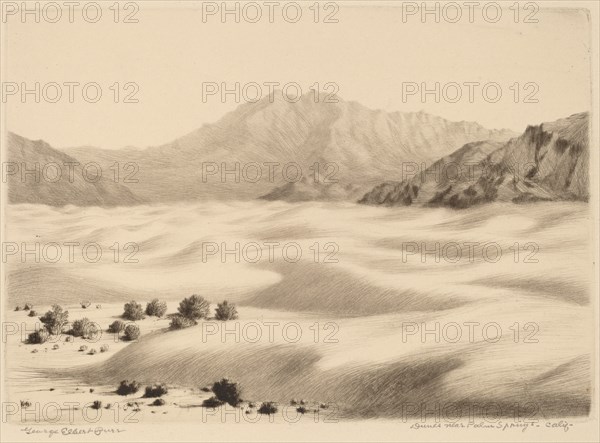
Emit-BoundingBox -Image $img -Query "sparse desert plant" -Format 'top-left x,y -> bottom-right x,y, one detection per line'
122,300 -> 144,321
144,384 -> 168,398
81,300 -> 91,309
88,348 -> 97,355
79,345 -> 88,352
91,400 -> 102,410
214,300 -> 238,321
27,329 -> 50,344
96,304 -> 102,309
15,306 -> 21,311
24,303 -> 33,311
212,378 -> 241,407
28,310 -> 37,317
151,398 -> 166,406
52,344 -> 59,350
108,320 -> 126,334
145,299 -> 167,317
290,399 -> 298,405
200,386 -> 211,392
123,324 -> 140,341
169,314 -> 196,330
296,406 -> 308,414
202,396 -> 223,408
258,402 -> 277,415
100,344 -> 109,353
177,295 -> 210,320
31,349 -> 38,353
116,380 -> 141,396
20,400 -> 32,408
39,305 -> 69,334
65,336 -> 73,342
71,317 -> 99,339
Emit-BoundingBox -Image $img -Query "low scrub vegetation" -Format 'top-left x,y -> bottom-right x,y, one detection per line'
169,315 -> 196,330
144,384 -> 168,398
178,295 -> 210,320
123,324 -> 140,341
212,378 -> 241,407
116,380 -> 141,396
214,300 -> 238,321
202,396 -> 223,408
70,318 -> 99,339
27,329 -> 49,344
122,301 -> 144,321
258,402 -> 277,415
145,299 -> 167,317
108,320 -> 126,334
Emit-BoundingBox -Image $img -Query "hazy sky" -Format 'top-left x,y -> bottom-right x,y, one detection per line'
1,1 -> 594,149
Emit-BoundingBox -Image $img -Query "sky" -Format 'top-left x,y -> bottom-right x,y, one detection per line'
1,1 -> 595,149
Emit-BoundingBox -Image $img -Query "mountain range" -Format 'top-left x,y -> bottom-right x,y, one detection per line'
5,93 -> 588,208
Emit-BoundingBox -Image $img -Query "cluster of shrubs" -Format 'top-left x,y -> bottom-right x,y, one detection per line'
116,380 -> 141,396
107,320 -> 139,341
144,384 -> 168,398
202,378 -> 241,408
170,297 -> 238,330
15,303 -> 33,311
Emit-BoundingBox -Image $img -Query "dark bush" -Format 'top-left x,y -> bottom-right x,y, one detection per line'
27,329 -> 49,344
116,380 -> 141,396
52,344 -> 59,350
202,396 -> 223,408
214,300 -> 238,321
144,384 -> 168,398
169,315 -> 196,330
123,324 -> 140,341
39,305 -> 69,334
91,400 -> 102,410
177,295 -> 210,320
296,406 -> 308,414
15,306 -> 21,311
108,320 -> 126,334
20,400 -> 31,408
151,398 -> 166,406
146,299 -> 167,317
122,301 -> 144,321
28,310 -> 37,317
258,402 -> 277,415
212,378 -> 241,406
200,386 -> 211,392
71,318 -> 99,339
81,300 -> 91,309
79,345 -> 88,352
24,303 -> 33,311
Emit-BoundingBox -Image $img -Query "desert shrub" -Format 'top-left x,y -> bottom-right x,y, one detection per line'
151,398 -> 166,406
200,386 -> 211,392
24,303 -> 33,310
100,344 -> 110,353
81,300 -> 91,309
169,315 -> 196,330
91,400 -> 102,410
27,329 -> 49,344
144,384 -> 168,398
258,402 -> 277,415
116,380 -> 141,396
212,378 -> 241,406
65,336 -> 73,342
290,399 -> 298,405
71,318 -> 99,339
214,300 -> 238,321
145,299 -> 167,317
202,396 -> 223,408
31,349 -> 38,353
88,348 -> 97,355
122,301 -> 144,321
28,310 -> 37,317
20,400 -> 31,408
108,320 -> 126,334
123,324 -> 140,341
96,304 -> 102,309
296,406 -> 308,414
177,295 -> 210,320
79,345 -> 88,352
52,344 -> 59,350
15,306 -> 21,311
39,305 -> 69,334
